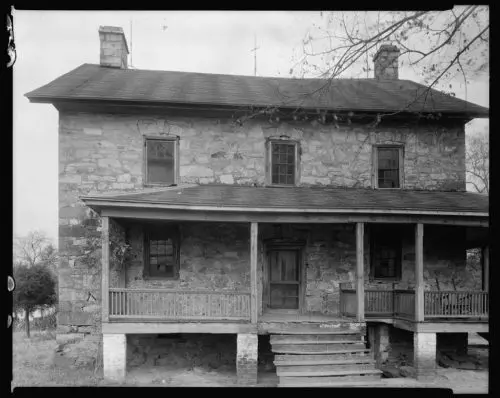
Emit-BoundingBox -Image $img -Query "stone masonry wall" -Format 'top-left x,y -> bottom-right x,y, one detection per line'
258,223 -> 472,315
57,110 -> 467,335
121,222 -> 250,291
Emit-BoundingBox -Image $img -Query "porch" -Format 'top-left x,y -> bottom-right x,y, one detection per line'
80,185 -> 489,383
340,286 -> 489,323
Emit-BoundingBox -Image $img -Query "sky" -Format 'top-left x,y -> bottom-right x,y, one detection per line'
13,10 -> 489,244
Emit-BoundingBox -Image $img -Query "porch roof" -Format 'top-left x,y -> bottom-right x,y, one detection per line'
80,185 -> 488,217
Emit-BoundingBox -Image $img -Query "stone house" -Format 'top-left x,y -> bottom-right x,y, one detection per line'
26,26 -> 489,386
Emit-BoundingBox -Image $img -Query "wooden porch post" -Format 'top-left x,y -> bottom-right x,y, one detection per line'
250,222 -> 258,324
356,222 -> 365,322
102,216 -> 110,323
415,223 -> 424,322
482,245 -> 489,292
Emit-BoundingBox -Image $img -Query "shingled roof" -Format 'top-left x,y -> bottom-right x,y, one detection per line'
26,64 -> 488,117
81,185 -> 488,215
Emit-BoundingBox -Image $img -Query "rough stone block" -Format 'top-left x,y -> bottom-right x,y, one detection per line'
414,332 -> 437,380
237,333 -> 258,385
58,310 -> 94,326
56,333 -> 85,345
103,334 -> 127,382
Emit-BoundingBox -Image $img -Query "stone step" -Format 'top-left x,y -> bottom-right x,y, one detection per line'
274,350 -> 371,363
271,334 -> 364,344
278,374 -> 382,387
274,356 -> 374,366
266,324 -> 364,335
276,363 -> 379,377
272,342 -> 366,354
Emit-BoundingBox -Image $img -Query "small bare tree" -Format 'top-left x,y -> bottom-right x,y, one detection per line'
466,132 -> 489,194
14,230 -> 56,268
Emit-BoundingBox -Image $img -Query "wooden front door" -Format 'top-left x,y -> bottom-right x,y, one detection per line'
268,250 -> 301,311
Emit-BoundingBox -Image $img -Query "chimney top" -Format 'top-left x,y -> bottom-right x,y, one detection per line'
373,44 -> 400,80
98,26 -> 129,69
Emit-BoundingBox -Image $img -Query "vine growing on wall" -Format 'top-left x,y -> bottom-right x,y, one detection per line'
80,210 -> 131,289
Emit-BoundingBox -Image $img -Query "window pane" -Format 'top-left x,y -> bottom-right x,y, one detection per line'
157,256 -> 167,265
147,140 -> 175,184
270,252 -> 281,281
271,142 -> 296,185
270,285 -> 299,309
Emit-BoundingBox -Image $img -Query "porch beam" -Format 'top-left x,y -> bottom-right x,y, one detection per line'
100,208 -> 488,227
415,223 -> 424,322
356,222 -> 365,322
250,222 -> 258,324
102,216 -> 110,323
482,246 -> 489,292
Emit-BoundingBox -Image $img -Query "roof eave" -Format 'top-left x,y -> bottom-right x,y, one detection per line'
26,96 -> 489,119
80,196 -> 488,218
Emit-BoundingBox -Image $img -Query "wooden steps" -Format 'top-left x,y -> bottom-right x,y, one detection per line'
269,330 -> 382,387
271,334 -> 361,343
275,355 -> 373,366
278,374 -> 382,387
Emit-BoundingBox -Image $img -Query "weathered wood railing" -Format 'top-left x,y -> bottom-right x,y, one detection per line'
425,291 -> 488,318
108,288 -> 251,321
393,290 -> 415,320
366,290 -> 394,316
339,286 -> 488,320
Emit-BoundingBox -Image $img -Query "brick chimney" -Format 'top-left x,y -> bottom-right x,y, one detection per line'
99,26 -> 129,69
373,44 -> 400,80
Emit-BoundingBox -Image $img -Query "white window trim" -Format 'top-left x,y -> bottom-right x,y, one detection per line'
266,138 -> 301,187
372,144 -> 404,189
143,135 -> 180,187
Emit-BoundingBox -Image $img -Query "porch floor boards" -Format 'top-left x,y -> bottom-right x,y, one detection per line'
259,313 -> 349,323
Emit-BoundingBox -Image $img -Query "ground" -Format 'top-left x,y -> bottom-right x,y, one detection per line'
12,330 -> 488,392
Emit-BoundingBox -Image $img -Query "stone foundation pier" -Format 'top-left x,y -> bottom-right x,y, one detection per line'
103,333 -> 127,382
236,333 -> 258,385
414,332 -> 437,381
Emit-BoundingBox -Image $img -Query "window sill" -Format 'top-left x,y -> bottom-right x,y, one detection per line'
143,183 -> 177,188
143,275 -> 179,281
267,184 -> 298,188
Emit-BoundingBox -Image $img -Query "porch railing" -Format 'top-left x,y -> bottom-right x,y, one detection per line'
393,290 -> 415,320
425,291 -> 488,318
108,288 -> 251,321
339,286 -> 488,320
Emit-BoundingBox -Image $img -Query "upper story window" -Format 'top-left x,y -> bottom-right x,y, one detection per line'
373,145 -> 404,189
143,224 -> 180,279
144,136 -> 179,186
267,139 -> 300,186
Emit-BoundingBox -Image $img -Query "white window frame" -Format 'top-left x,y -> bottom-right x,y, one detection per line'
143,135 -> 180,187
372,144 -> 404,189
266,138 -> 301,187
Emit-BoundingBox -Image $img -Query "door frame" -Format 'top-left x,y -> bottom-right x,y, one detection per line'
263,240 -> 306,314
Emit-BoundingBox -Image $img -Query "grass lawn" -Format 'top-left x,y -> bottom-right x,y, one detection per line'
12,329 -> 488,391
12,330 -> 105,388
